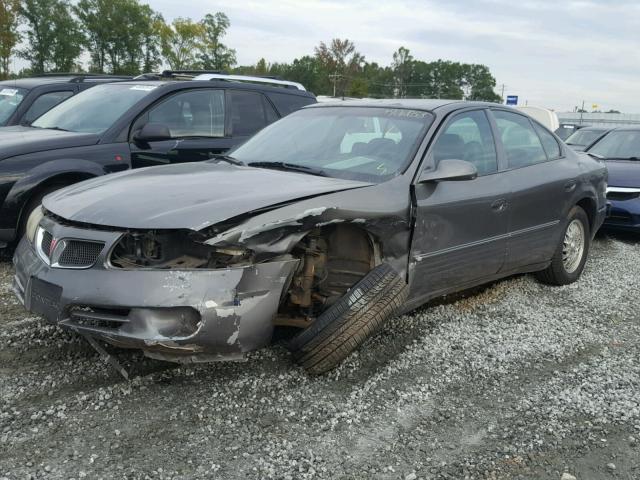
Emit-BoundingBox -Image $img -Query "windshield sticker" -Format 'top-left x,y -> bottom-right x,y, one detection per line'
383,109 -> 430,119
129,85 -> 157,91
0,88 -> 19,96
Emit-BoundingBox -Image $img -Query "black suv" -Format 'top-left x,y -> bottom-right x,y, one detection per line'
0,74 -> 131,127
0,72 -> 316,247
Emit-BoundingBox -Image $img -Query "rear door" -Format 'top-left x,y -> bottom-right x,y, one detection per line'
409,109 -> 510,298
489,109 -> 579,270
129,88 -> 232,168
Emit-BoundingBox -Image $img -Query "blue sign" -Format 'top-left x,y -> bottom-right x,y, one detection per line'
506,95 -> 518,106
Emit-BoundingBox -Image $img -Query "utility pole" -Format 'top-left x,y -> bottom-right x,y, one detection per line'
328,72 -> 342,97
500,83 -> 506,102
579,100 -> 585,125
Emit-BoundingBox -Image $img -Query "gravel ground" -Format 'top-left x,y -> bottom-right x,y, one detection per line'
0,233 -> 639,480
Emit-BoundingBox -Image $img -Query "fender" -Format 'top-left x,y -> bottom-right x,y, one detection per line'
2,158 -> 106,238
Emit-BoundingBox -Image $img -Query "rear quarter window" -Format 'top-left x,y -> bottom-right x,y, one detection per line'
533,123 -> 562,160
266,92 -> 316,116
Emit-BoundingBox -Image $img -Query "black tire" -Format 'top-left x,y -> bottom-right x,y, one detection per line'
288,263 -> 409,375
17,185 -> 64,242
535,206 -> 590,286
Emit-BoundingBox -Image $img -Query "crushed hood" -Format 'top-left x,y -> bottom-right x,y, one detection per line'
43,162 -> 372,230
605,160 -> 640,188
0,126 -> 99,160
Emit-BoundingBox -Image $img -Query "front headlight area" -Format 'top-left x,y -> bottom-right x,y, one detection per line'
25,205 -> 45,244
109,229 -> 254,269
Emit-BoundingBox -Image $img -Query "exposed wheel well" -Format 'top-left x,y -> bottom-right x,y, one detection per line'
18,172 -> 97,229
576,197 -> 596,233
275,225 -> 379,329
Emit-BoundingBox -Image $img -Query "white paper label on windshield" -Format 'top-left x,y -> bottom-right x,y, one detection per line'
129,85 -> 157,91
0,88 -> 19,96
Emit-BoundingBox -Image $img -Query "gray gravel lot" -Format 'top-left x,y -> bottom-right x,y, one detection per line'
1,234 -> 639,480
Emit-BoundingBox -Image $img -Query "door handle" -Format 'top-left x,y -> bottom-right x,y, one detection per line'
564,180 -> 577,192
491,199 -> 508,212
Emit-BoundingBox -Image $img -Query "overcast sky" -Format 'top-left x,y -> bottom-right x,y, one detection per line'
145,0 -> 640,112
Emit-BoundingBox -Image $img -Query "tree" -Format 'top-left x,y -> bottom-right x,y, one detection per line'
198,12 -> 236,71
140,8 -> 164,73
462,64 -> 502,102
315,38 -> 364,97
20,0 -> 83,73
160,18 -> 203,70
391,46 -> 413,98
75,0 -> 163,74
0,0 -> 21,79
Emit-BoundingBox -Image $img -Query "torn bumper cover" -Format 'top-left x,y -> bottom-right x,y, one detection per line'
12,219 -> 299,362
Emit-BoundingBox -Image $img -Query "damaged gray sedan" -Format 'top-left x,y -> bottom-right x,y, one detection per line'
13,100 -> 608,374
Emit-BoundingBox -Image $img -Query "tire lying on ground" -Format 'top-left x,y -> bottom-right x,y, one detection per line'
535,205 -> 591,286
288,263 -> 409,375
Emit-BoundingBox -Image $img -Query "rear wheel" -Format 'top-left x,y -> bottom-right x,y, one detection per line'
536,206 -> 590,285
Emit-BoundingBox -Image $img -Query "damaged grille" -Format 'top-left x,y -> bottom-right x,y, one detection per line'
57,240 -> 104,267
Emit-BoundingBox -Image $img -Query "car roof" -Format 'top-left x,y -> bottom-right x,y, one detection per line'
305,98 -> 501,112
0,75 -> 131,90
111,79 -> 316,98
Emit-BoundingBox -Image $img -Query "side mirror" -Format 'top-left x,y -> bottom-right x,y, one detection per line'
418,159 -> 478,183
133,123 -> 172,144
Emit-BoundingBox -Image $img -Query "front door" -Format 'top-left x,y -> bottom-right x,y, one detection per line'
130,88 -> 231,168
410,109 -> 509,298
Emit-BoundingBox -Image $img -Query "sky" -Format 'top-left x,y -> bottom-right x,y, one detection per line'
143,0 -> 640,112
12,0 -> 637,112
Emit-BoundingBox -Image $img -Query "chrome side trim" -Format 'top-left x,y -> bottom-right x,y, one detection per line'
413,220 -> 559,261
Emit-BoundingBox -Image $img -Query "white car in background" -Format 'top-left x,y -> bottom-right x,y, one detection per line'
517,106 -> 560,132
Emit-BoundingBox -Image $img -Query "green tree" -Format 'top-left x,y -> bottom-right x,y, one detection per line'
315,38 -> 364,97
75,0 -> 163,74
254,58 -> 268,75
198,12 -> 236,71
361,62 -> 393,98
20,0 -> 83,73
0,0 -> 21,79
391,46 -> 413,98
347,77 -> 368,98
160,18 -> 203,70
462,64 -> 502,102
140,9 -> 164,73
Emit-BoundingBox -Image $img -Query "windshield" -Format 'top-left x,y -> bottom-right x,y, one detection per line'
0,86 -> 28,125
230,107 -> 433,182
588,130 -> 640,160
32,83 -> 157,134
565,129 -> 608,146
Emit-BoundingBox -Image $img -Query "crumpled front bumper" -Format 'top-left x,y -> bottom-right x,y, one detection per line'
12,226 -> 299,362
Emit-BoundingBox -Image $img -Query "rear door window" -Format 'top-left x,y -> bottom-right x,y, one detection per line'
492,110 -> 548,168
266,91 -> 315,116
229,90 -> 278,136
23,91 -> 74,125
